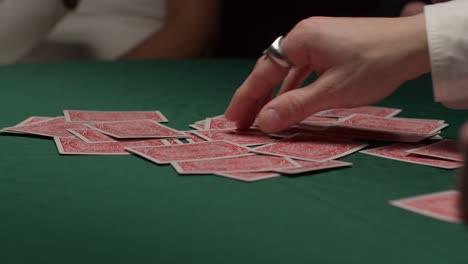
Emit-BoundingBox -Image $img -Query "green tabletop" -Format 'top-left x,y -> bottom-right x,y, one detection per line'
0,60 -> 467,264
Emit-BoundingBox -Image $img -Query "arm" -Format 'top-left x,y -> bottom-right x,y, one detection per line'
0,0 -> 73,64
425,0 -> 468,108
121,0 -> 220,60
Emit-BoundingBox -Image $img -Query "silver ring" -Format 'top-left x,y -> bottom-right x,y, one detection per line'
263,36 -> 292,68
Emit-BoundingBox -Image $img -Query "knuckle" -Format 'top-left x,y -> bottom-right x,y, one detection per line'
293,17 -> 327,37
283,93 -> 307,119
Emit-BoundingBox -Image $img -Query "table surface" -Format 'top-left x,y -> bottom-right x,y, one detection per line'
0,60 -> 467,264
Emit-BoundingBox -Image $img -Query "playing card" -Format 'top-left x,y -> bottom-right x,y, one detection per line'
67,128 -> 118,143
64,110 -> 168,122
252,134 -> 368,162
215,171 -> 281,182
85,120 -> 188,139
429,134 -> 443,140
271,125 -> 337,138
15,116 -> 53,126
323,125 -> 435,143
316,106 -> 401,118
171,154 -> 301,174
184,131 -> 207,143
5,117 -> 83,137
337,114 -> 448,135
300,115 -> 339,126
0,116 -> 53,134
164,139 -> 184,145
274,160 -> 352,174
406,140 -> 462,162
191,129 -> 281,146
126,140 -> 251,164
205,116 -> 237,130
390,117 -> 445,125
189,123 -> 206,130
54,137 -> 167,155
360,143 -> 463,169
390,190 -> 464,223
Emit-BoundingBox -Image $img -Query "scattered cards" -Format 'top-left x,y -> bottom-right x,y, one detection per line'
2,106 -> 465,223
360,143 -> 463,169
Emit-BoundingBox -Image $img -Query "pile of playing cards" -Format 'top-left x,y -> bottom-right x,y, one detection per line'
1,107 -> 465,222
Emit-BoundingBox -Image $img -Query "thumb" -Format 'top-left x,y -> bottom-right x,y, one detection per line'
256,69 -> 351,133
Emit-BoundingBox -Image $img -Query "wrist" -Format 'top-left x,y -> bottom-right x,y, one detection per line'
396,14 -> 431,80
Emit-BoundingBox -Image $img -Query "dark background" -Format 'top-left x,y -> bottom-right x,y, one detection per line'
215,0 -> 432,58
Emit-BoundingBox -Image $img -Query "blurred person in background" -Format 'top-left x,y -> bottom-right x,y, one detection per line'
0,0 -> 220,64
400,0 -> 448,16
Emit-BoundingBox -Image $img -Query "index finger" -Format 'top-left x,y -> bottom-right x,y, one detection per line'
224,55 -> 289,127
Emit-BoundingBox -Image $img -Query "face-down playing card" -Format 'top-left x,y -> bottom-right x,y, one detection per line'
64,110 -> 168,122
215,171 -> 281,182
85,120 -> 188,139
390,190 -> 464,223
54,137 -> 168,155
274,160 -> 352,174
191,129 -> 281,146
171,154 -> 301,174
360,143 -> 463,169
406,140 -> 462,162
4,117 -> 84,137
252,134 -> 368,162
126,140 -> 251,164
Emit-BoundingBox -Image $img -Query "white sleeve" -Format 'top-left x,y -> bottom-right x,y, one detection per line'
0,0 -> 70,64
425,0 -> 468,109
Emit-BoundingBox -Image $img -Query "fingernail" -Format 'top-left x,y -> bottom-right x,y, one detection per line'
260,108 -> 280,132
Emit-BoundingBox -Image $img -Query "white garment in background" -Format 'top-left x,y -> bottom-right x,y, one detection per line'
0,0 -> 166,63
425,0 -> 468,109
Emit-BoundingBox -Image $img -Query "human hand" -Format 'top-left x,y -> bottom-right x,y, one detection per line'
224,15 -> 430,133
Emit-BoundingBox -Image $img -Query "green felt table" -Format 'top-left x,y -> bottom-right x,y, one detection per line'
0,60 -> 467,264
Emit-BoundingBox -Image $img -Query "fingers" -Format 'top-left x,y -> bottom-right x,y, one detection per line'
256,71 -> 339,133
225,22 -> 313,127
256,67 -> 361,133
235,88 -> 275,130
277,65 -> 313,96
224,56 -> 289,126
